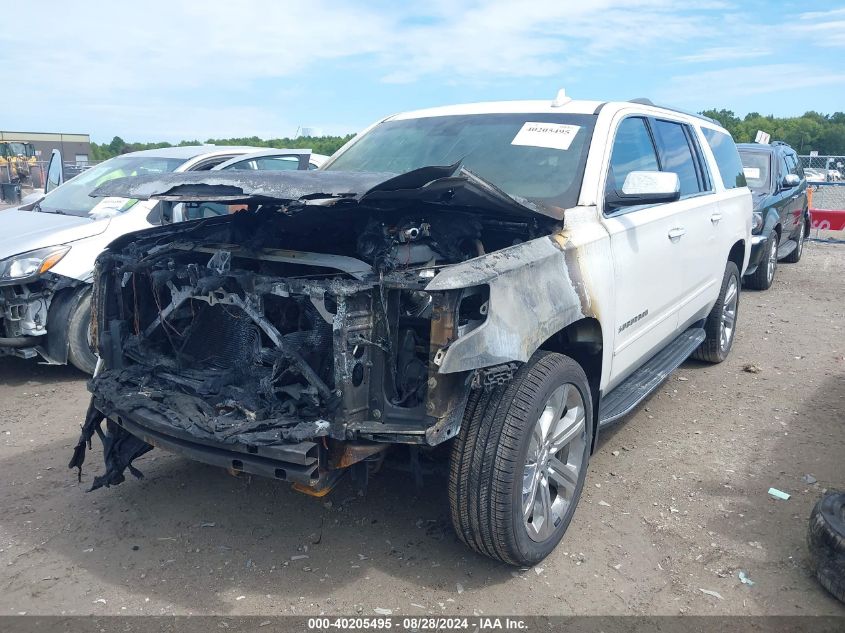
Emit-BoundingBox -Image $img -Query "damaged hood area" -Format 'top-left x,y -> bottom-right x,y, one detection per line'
70,157 -> 571,491
89,163 -> 559,221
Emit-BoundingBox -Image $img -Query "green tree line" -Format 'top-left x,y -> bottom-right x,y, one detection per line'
700,110 -> 845,155
91,134 -> 355,161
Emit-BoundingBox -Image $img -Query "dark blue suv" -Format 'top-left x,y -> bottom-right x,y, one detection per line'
737,141 -> 809,290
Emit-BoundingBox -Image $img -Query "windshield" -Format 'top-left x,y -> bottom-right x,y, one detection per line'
2,142 -> 32,157
38,155 -> 187,218
739,150 -> 771,191
326,113 -> 597,209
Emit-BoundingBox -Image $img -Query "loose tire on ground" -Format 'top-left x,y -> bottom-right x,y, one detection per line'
808,491 -> 845,604
67,288 -> 97,374
692,261 -> 740,363
745,231 -> 777,291
448,351 -> 593,566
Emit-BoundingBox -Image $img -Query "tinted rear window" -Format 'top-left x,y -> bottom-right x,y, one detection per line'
701,128 -> 747,189
652,119 -> 704,196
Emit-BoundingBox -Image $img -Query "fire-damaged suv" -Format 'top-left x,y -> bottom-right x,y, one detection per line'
70,94 -> 751,565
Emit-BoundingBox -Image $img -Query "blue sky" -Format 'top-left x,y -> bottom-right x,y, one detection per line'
3,0 -> 844,143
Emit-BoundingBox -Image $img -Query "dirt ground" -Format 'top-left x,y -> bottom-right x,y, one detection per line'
0,241 -> 843,617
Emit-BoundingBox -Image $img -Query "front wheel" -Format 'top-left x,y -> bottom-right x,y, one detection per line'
67,288 -> 97,374
449,352 -> 593,566
692,261 -> 740,363
745,231 -> 777,291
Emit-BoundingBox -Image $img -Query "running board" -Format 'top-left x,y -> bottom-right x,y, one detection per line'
598,327 -> 705,427
777,239 -> 797,259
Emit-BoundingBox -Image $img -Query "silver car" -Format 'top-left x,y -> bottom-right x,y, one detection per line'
0,145 -> 320,372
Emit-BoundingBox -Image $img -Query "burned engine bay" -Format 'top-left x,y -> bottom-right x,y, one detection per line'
71,166 -> 565,492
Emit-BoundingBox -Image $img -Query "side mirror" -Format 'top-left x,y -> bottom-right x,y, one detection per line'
782,173 -> 800,189
606,171 -> 680,209
45,149 -> 63,193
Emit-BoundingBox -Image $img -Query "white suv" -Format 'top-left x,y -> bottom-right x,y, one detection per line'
72,93 -> 751,566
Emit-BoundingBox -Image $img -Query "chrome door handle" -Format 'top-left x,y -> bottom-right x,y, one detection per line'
668,227 -> 686,240
710,213 -> 722,224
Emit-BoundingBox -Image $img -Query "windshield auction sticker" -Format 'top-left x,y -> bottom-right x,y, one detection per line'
88,196 -> 131,219
511,122 -> 581,151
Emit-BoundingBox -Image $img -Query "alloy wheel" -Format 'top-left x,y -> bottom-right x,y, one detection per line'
719,275 -> 738,352
766,236 -> 778,284
522,383 -> 587,542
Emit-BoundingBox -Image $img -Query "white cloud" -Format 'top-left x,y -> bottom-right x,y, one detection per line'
1,2 -> 391,95
799,7 -> 845,20
655,63 -> 845,105
795,8 -> 845,47
678,47 -> 771,63
1,1 -> 840,140
377,0 -> 714,83
0,0 -> 727,95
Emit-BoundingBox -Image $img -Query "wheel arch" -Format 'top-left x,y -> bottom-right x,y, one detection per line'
537,317 -> 603,452
761,208 -> 782,244
44,283 -> 90,364
728,239 -> 746,275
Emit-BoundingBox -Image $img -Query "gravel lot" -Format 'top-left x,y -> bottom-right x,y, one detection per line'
0,240 -> 843,617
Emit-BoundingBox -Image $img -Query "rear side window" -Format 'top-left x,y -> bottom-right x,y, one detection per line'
778,154 -> 789,181
607,117 -> 659,191
651,120 -> 704,196
701,128 -> 747,189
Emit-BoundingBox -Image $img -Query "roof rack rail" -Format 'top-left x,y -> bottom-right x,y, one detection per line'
626,98 -> 720,125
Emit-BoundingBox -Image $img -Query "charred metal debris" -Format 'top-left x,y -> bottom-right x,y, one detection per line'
71,165 -> 566,492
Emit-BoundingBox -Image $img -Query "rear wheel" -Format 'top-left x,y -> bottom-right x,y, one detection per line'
67,288 -> 97,374
449,351 -> 592,565
783,220 -> 805,263
745,231 -> 778,290
692,261 -> 739,363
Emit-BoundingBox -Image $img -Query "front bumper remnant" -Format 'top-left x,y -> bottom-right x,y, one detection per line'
745,234 -> 768,277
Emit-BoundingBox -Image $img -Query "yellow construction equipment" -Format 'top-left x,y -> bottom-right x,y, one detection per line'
0,141 -> 37,185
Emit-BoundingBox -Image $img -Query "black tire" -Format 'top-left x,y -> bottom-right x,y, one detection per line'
448,351 -> 593,566
67,288 -> 97,374
783,219 -> 806,263
808,492 -> 845,603
692,261 -> 740,363
745,231 -> 778,291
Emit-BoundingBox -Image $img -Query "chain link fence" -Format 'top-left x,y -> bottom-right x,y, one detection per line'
799,155 -> 845,182
798,155 -> 845,236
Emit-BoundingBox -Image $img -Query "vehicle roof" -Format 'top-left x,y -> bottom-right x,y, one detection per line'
119,145 -> 268,160
737,142 -> 796,154
387,100 -> 605,120
385,99 -> 724,128
217,148 -> 314,158
212,149 -> 319,170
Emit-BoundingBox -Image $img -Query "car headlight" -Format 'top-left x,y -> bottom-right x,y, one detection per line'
0,245 -> 70,283
752,212 -> 763,233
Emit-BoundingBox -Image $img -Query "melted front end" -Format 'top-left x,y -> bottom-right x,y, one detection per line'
71,199 -> 543,492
